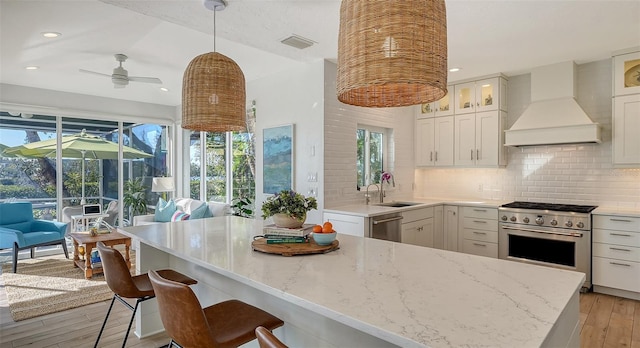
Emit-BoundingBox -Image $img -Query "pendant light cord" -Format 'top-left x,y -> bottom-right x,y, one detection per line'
213,8 -> 217,53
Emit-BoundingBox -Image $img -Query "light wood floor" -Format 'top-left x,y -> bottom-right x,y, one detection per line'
1,274 -> 640,347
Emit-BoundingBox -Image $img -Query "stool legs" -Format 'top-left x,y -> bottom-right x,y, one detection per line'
94,294 -> 153,348
94,296 -> 117,348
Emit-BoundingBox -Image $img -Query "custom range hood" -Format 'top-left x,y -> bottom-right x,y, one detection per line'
504,61 -> 601,146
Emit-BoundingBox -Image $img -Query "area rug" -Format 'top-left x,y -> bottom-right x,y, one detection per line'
1,250 -> 132,321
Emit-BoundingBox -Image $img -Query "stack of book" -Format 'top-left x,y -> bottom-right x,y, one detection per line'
262,224 -> 315,244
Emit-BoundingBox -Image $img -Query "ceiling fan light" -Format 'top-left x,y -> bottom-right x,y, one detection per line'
336,0 -> 448,107
182,52 -> 246,132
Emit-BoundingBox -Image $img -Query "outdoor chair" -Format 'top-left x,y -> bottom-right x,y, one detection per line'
94,242 -> 198,348
0,202 -> 69,273
148,269 -> 284,348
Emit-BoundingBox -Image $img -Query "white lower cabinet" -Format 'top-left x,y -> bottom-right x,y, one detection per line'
443,205 -> 459,251
401,207 -> 434,248
323,212 -> 368,237
593,214 -> 640,298
458,206 -> 498,258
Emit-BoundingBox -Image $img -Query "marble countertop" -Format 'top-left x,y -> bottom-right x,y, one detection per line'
120,216 -> 584,348
593,206 -> 640,217
324,198 -> 509,217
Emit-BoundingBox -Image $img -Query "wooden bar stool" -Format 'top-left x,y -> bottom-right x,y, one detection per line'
94,242 -> 198,348
148,269 -> 284,348
255,326 -> 288,348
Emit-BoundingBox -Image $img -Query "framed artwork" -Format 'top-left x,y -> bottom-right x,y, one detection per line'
614,51 -> 640,96
263,124 -> 294,194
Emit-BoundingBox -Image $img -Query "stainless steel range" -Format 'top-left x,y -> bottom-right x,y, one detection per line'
498,201 -> 597,291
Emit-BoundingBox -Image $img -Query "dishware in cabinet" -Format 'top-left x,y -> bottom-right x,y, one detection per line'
454,77 -> 507,115
417,86 -> 454,119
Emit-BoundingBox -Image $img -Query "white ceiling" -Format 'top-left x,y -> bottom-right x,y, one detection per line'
1,0 -> 639,107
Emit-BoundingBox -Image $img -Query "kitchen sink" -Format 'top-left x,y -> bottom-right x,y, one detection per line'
374,202 -> 422,208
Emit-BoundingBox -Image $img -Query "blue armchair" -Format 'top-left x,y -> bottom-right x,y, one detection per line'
0,202 -> 69,273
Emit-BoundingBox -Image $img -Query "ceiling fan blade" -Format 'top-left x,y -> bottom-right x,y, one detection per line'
79,69 -> 112,78
128,76 -> 162,84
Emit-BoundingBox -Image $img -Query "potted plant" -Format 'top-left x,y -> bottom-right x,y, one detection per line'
261,190 -> 317,228
123,178 -> 147,221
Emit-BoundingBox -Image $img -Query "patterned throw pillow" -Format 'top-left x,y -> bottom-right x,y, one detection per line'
171,211 -> 190,222
154,198 -> 177,222
189,202 -> 210,220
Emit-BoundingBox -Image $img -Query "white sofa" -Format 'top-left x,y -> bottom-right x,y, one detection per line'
133,198 -> 231,226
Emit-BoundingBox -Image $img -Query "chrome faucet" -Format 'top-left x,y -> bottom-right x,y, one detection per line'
365,183 -> 381,205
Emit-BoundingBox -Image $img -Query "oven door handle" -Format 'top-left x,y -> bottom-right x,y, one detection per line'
501,225 -> 583,238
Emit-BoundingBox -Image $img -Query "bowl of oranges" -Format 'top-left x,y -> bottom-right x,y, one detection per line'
311,222 -> 337,246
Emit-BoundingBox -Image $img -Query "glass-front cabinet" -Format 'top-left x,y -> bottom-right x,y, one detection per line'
454,77 -> 504,114
417,85 -> 453,119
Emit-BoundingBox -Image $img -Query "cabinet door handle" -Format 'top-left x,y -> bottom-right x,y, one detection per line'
610,218 -> 632,223
472,231 -> 487,235
610,233 -> 632,237
610,262 -> 631,267
473,243 -> 487,247
473,209 -> 487,212
435,151 -> 438,161
430,151 -> 433,162
609,247 -> 631,252
470,149 -> 473,160
473,220 -> 487,224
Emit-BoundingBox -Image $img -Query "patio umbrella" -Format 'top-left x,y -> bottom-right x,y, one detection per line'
5,129 -> 153,204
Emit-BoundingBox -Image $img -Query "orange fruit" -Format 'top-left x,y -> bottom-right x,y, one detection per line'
312,225 -> 322,233
322,221 -> 333,233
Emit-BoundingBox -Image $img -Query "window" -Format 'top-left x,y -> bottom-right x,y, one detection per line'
356,125 -> 388,189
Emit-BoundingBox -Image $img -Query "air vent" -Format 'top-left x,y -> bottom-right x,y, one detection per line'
280,34 -> 315,49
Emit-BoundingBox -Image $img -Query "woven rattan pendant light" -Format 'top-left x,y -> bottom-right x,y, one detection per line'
182,0 -> 246,132
337,0 -> 448,107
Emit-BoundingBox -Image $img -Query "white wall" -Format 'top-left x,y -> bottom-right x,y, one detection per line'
415,59 -> 640,209
247,60 -> 325,224
323,61 -> 415,208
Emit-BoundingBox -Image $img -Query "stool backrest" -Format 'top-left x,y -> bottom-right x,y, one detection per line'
148,270 -> 217,348
255,326 -> 288,348
97,242 -> 142,298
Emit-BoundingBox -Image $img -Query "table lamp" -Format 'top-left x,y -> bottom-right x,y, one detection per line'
152,177 -> 175,201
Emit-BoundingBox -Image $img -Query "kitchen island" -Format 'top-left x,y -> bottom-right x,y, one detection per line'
119,216 -> 584,347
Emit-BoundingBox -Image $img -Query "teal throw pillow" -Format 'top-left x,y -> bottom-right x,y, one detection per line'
189,202 -> 210,220
154,198 -> 177,222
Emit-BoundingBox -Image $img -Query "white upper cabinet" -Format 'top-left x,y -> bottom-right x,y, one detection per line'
416,85 -> 454,119
613,94 -> 640,166
454,77 -> 507,115
416,116 -> 454,167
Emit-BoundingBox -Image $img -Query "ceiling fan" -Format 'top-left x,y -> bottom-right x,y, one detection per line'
79,54 -> 162,88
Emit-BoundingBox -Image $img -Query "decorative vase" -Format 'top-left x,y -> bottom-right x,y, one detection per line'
272,213 -> 306,228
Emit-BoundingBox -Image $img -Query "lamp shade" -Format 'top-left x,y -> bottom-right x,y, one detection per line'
337,0 -> 448,107
182,52 -> 247,132
152,177 -> 175,193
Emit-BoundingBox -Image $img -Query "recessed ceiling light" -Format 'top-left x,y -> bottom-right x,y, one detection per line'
449,67 -> 461,72
42,32 -> 61,38
25,66 -> 39,70
160,87 -> 169,92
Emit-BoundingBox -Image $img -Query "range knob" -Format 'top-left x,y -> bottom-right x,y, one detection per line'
550,219 -> 558,226
510,216 -> 517,222
523,217 -> 530,223
577,222 -> 584,229
535,217 -> 544,225
501,215 -> 508,221
565,221 -> 573,228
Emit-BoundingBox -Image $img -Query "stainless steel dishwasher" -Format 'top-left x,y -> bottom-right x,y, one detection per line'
369,213 -> 403,242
